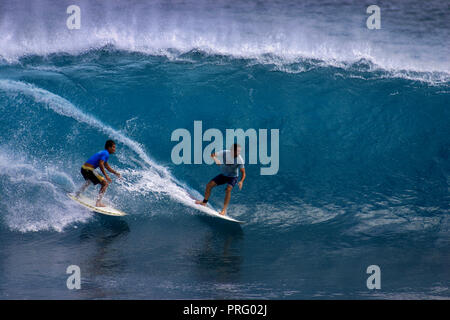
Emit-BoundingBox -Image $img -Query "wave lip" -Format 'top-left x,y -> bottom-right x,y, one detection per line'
2,46 -> 449,85
0,0 -> 449,77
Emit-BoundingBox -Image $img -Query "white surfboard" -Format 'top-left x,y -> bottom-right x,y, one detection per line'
68,193 -> 127,217
198,205 -> 244,224
188,196 -> 244,224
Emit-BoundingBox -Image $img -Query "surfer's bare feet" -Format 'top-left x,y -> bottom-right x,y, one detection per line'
219,209 -> 227,216
96,201 -> 106,207
195,200 -> 207,206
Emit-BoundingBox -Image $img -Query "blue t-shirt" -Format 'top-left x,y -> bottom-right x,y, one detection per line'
85,150 -> 110,168
216,150 -> 244,177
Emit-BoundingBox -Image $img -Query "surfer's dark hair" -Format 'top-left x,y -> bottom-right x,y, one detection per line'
105,140 -> 115,149
232,143 -> 241,152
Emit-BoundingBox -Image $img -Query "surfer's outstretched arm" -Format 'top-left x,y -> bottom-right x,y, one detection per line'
238,167 -> 246,190
105,162 -> 121,178
211,152 -> 222,166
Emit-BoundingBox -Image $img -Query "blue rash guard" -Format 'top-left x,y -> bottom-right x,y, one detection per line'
85,150 -> 110,169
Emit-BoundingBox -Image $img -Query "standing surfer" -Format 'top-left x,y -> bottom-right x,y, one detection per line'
75,140 -> 121,207
196,143 -> 246,215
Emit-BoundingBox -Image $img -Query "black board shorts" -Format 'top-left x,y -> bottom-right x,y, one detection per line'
212,174 -> 238,187
80,165 -> 104,185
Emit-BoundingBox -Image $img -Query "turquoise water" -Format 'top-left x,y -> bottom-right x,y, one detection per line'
0,0 -> 449,299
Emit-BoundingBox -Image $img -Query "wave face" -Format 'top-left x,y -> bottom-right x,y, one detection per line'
0,1 -> 449,299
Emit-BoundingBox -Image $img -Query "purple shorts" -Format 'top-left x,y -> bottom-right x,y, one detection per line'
212,174 -> 238,188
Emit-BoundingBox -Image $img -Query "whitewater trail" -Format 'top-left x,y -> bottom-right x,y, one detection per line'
0,148 -> 92,232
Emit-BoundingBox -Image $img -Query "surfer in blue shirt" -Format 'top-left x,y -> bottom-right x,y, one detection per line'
75,140 -> 121,207
196,143 -> 246,216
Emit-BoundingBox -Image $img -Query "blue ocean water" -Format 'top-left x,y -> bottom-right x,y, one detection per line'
0,0 -> 449,299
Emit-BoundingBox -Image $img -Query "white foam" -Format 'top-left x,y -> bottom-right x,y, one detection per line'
0,0 -> 448,76
0,149 -> 92,232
